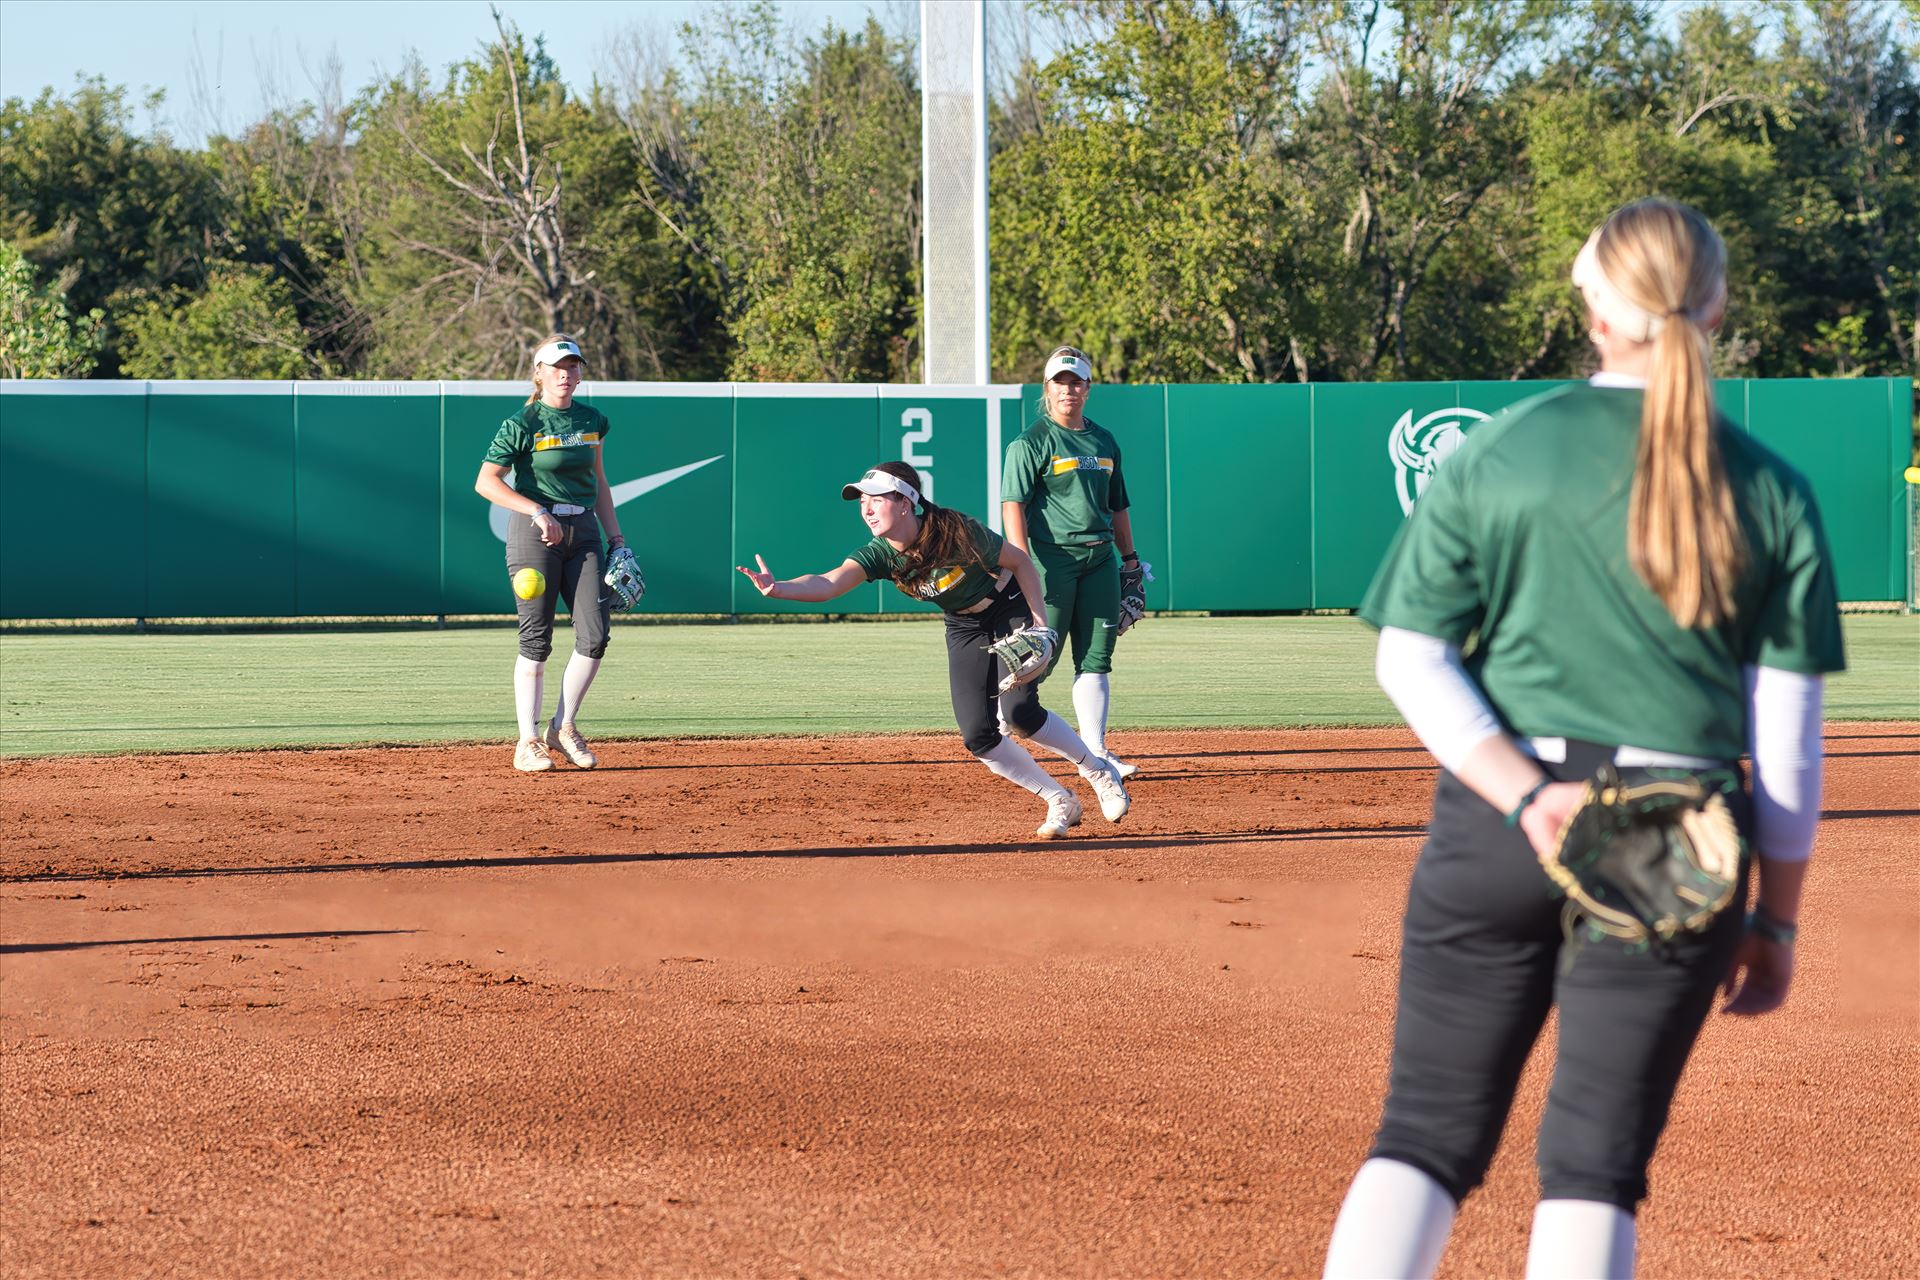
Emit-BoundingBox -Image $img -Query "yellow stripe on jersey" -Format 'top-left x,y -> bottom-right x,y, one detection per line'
1049,454 -> 1114,475
931,566 -> 967,593
532,431 -> 602,451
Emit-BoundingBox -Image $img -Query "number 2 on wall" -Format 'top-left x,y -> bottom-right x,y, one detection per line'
900,408 -> 934,502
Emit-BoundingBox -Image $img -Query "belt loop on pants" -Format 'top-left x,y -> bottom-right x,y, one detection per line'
549,503 -> 591,517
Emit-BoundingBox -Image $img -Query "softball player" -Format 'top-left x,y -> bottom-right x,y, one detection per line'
736,461 -> 1130,838
1001,345 -> 1145,779
473,334 -> 627,772
1322,200 -> 1845,1279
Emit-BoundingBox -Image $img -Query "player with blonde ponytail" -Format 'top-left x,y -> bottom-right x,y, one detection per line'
474,334 -> 632,772
1575,200 -> 1744,627
1323,199 -> 1846,1280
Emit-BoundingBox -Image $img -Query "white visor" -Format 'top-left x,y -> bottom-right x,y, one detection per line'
534,339 -> 584,367
841,469 -> 922,506
1044,348 -> 1093,382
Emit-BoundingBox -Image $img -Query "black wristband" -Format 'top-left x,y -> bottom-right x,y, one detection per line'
1747,907 -> 1798,946
1503,778 -> 1551,828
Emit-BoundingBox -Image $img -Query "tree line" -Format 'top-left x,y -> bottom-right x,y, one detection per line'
2,0 -> 1914,385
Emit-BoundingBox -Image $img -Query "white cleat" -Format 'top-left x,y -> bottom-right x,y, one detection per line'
1036,790 -> 1083,839
514,737 -> 554,773
1105,754 -> 1139,781
1081,760 -> 1130,823
545,721 -> 598,769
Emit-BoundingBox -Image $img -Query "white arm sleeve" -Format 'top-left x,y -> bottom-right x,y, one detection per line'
1375,626 -> 1506,773
1746,665 -> 1825,863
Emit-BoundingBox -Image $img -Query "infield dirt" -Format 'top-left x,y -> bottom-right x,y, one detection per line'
3,726 -> 1915,1278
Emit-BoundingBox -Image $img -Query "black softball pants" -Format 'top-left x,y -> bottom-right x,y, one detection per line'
943,584 -> 1046,755
1368,740 -> 1750,1213
505,510 -> 610,662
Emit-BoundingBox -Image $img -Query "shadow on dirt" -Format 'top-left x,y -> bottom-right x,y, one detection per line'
7,827 -> 1432,886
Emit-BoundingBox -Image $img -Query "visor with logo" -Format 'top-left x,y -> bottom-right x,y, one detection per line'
841,469 -> 922,508
1044,347 -> 1093,382
534,339 -> 585,367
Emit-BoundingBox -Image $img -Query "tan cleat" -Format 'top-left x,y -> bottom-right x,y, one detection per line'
514,737 -> 554,772
545,721 -> 598,769
1036,790 -> 1083,839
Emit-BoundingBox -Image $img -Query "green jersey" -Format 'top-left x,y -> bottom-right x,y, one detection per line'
1001,416 -> 1130,548
483,402 -> 608,510
1361,383 -> 1845,760
849,512 -> 1005,612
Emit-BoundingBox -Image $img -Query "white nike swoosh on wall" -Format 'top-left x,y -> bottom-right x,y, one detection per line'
490,454 -> 725,542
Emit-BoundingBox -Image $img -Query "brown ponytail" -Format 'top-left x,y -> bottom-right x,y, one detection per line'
1588,201 -> 1745,628
853,461 -> 995,597
894,502 -> 995,597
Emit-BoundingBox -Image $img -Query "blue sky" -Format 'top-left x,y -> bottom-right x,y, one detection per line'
0,0 -> 899,142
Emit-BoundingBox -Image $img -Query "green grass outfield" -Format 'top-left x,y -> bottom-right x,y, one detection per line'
0,615 -> 1914,758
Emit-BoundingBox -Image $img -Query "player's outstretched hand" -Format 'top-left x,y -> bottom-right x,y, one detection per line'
1722,931 -> 1794,1017
736,554 -> 779,597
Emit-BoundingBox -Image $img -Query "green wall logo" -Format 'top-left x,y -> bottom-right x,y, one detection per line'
488,455 -> 724,541
1389,407 -> 1490,515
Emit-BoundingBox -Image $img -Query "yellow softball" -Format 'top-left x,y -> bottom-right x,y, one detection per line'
1905,465 -> 1920,486
512,567 -> 547,601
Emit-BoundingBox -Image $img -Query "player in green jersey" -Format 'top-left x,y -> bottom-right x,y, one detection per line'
736,461 -> 1130,839
475,334 -> 632,773
1001,346 -> 1147,781
1322,201 -> 1844,1280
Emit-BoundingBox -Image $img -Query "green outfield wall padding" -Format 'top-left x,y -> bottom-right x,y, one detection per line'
1,377 -> 1910,619
0,384 -> 150,618
147,387 -> 299,618
295,384 -> 441,616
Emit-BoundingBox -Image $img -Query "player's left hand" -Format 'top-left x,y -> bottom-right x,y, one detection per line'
604,546 -> 646,611
1722,932 -> 1794,1016
1116,554 -> 1153,637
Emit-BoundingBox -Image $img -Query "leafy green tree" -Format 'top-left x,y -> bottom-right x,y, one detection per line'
0,237 -> 103,377
199,94 -> 364,375
673,4 -> 922,381
345,17 -> 659,378
0,80 -> 220,374
1769,0 -> 1918,376
1299,0 -> 1570,379
117,263 -> 315,379
992,1 -> 1326,382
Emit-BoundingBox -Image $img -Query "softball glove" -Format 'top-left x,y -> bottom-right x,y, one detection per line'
989,625 -> 1059,693
1116,555 -> 1153,637
604,546 -> 646,611
1539,764 -> 1744,953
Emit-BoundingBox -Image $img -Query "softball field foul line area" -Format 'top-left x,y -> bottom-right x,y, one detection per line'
3,726 -> 1915,1278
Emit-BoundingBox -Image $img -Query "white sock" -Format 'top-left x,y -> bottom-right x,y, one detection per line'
1071,672 -> 1111,758
1020,709 -> 1097,769
977,737 -> 1069,799
1525,1200 -> 1636,1280
551,652 -> 601,729
513,656 -> 545,741
1323,1158 -> 1456,1279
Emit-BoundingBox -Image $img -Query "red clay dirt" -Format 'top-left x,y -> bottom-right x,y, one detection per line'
2,725 -> 1914,1279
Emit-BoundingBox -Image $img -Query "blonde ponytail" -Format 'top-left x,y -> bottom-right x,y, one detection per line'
1584,201 -> 1745,629
526,331 -> 578,405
